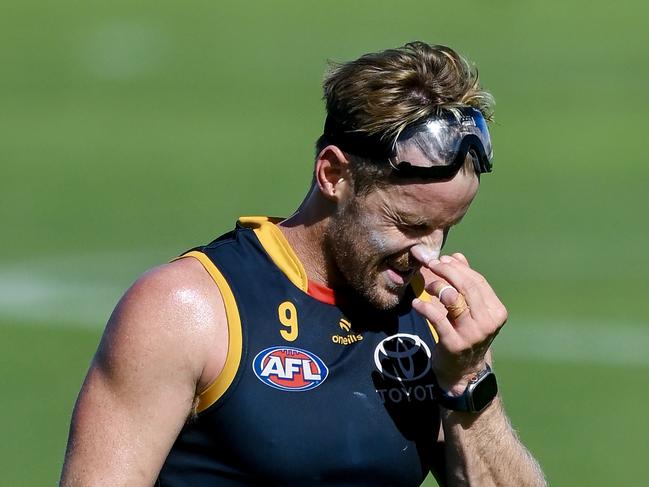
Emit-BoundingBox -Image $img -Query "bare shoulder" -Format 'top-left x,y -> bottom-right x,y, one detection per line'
98,256 -> 228,393
119,256 -> 223,310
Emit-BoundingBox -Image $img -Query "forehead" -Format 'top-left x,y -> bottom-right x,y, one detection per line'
367,144 -> 480,224
373,174 -> 479,225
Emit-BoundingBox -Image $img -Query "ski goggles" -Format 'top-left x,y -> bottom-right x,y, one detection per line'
391,107 -> 493,179
323,106 -> 493,180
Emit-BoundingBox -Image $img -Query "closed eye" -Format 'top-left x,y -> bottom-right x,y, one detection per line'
398,222 -> 430,233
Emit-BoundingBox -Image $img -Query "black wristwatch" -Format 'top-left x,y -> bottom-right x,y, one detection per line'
436,365 -> 498,413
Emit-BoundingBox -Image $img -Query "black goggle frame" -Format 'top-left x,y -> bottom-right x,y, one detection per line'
391,133 -> 492,180
323,107 -> 493,181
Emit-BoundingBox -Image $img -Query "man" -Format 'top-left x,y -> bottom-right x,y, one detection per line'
61,42 -> 546,486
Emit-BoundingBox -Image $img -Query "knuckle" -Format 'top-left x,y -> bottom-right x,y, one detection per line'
461,280 -> 479,295
445,340 -> 465,355
496,305 -> 508,324
486,321 -> 502,336
475,275 -> 488,287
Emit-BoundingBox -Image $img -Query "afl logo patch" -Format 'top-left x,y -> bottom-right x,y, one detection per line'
253,347 -> 329,391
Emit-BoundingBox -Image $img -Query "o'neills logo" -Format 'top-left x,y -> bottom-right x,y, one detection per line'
253,347 -> 328,392
332,333 -> 363,345
374,334 -> 435,404
332,318 -> 363,346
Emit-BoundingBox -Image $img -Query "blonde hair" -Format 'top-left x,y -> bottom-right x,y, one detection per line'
317,42 -> 494,192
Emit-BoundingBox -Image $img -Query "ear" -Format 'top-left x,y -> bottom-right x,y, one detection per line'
314,145 -> 352,202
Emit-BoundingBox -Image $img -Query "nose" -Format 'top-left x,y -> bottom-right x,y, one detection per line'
410,229 -> 444,265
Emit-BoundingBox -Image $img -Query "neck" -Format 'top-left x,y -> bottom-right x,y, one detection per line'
278,186 -> 337,287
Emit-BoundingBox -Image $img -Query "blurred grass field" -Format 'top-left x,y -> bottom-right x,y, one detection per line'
1,1 -> 648,485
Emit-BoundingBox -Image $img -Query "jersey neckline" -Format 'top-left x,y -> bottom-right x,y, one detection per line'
236,216 -> 438,342
238,216 -> 338,305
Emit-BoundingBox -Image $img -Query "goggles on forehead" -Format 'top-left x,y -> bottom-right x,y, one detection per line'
391,107 -> 493,179
323,106 -> 493,181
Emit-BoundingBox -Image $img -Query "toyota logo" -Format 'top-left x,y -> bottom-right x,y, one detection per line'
373,333 -> 432,382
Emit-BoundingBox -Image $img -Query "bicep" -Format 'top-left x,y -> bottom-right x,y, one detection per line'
61,261 -> 226,486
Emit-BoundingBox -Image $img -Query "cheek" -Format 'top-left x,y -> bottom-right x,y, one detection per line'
366,229 -> 390,254
364,226 -> 411,261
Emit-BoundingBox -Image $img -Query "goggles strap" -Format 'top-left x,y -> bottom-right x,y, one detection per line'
323,115 -> 394,160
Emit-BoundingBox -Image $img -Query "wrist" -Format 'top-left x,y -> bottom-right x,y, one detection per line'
436,377 -> 471,397
434,362 -> 488,396
435,364 -> 498,413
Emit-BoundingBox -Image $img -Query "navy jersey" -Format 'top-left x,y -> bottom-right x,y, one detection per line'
157,217 -> 442,487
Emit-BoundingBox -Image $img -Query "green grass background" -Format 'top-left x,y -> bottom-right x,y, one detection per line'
1,1 -> 648,485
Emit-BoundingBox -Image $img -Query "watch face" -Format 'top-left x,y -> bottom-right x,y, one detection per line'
471,373 -> 498,411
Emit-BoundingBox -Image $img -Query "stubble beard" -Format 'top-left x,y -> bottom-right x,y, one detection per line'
324,203 -> 405,311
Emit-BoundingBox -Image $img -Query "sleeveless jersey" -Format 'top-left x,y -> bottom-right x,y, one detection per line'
157,216 -> 442,487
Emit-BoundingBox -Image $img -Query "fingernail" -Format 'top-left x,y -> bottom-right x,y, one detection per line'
425,249 -> 440,263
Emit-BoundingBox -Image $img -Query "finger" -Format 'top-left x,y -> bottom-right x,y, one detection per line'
435,256 -> 489,297
431,258 -> 507,330
439,256 -> 499,305
412,297 -> 459,343
429,259 -> 491,322
430,280 -> 470,321
423,258 -> 488,323
410,244 -> 440,268
446,293 -> 471,320
447,261 -> 503,317
430,280 -> 459,304
441,255 -> 484,282
451,252 -> 469,266
418,265 -> 443,288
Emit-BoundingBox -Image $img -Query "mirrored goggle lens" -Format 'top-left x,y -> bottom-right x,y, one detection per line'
392,107 -> 493,180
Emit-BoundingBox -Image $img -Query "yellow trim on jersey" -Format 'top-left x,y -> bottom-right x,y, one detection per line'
238,216 -> 309,292
411,273 -> 440,344
175,250 -> 243,413
236,216 -> 437,342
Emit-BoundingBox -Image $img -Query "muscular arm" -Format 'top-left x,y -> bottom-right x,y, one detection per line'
412,250 -> 546,487
60,258 -> 227,486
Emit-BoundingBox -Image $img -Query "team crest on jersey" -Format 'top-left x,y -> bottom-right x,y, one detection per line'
253,346 -> 328,391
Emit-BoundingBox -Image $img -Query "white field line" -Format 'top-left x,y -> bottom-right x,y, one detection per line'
0,250 -> 166,327
0,271 -> 122,327
1,260 -> 648,367
493,321 -> 649,368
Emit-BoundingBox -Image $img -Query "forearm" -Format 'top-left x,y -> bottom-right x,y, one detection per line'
441,397 -> 546,487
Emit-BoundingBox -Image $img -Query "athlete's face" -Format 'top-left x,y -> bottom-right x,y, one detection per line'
324,147 -> 480,310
